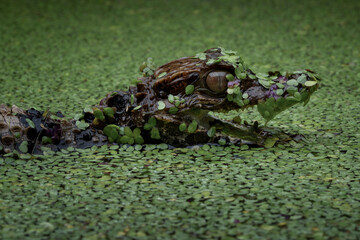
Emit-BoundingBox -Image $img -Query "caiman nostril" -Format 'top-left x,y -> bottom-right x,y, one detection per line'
26,127 -> 38,140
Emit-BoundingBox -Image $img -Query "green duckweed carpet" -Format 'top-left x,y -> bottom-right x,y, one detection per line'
1,0 -> 360,239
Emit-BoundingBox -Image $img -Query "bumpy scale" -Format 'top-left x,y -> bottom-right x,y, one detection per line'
0,48 -> 320,155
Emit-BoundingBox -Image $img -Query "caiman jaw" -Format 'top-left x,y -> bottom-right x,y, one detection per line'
137,47 -> 320,146
98,47 -> 321,147
210,68 -> 320,143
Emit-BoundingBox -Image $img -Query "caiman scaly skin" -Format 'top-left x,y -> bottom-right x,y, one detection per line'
0,48 -> 320,155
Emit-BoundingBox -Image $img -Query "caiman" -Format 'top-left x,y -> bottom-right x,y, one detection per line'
0,48 -> 320,155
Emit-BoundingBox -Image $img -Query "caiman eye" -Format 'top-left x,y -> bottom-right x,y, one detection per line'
206,71 -> 228,93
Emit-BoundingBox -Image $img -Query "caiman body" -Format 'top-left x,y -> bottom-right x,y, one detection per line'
0,48 -> 320,155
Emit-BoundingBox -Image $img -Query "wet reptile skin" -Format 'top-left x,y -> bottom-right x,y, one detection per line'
0,48 -> 320,155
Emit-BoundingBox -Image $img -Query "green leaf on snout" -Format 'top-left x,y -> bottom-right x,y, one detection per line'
185,85 -> 195,95
187,120 -> 198,133
233,86 -> 241,95
73,113 -> 83,121
226,74 -> 234,81
158,101 -> 166,110
304,81 -> 317,87
236,72 -> 247,80
133,128 -> 141,137
256,72 -> 269,79
133,128 -> 144,144
169,107 -> 178,114
207,126 -> 216,138
259,79 -> 272,88
133,105 -> 142,110
150,127 -> 161,139
174,100 -> 181,107
264,137 -> 279,148
232,116 -> 242,123
257,96 -> 302,122
297,74 -> 307,84
218,138 -> 226,145
227,88 -> 234,95
157,72 -> 167,78
276,89 -> 284,96
135,135 -> 144,144
143,123 -> 152,130
14,132 -> 21,139
194,52 -> 206,60
168,94 -> 174,103
286,86 -> 298,95
143,117 -> 157,130
294,92 -> 302,101
119,135 -> 131,144
179,123 -> 187,132
93,108 -> 105,121
25,118 -> 35,128
103,124 -> 121,143
83,106 -> 93,113
124,127 -> 133,138
103,107 -> 114,118
76,120 -> 89,130
235,64 -> 244,73
287,79 -> 298,86
42,136 -> 53,144
249,74 -> 257,79
19,141 -> 28,153
276,83 -> 284,89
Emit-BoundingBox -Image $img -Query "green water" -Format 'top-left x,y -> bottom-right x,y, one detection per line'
1,0 -> 359,239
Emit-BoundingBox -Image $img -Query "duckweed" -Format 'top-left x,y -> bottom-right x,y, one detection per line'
1,0 -> 360,239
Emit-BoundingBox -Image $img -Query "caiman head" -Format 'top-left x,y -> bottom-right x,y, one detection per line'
99,47 -> 320,146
